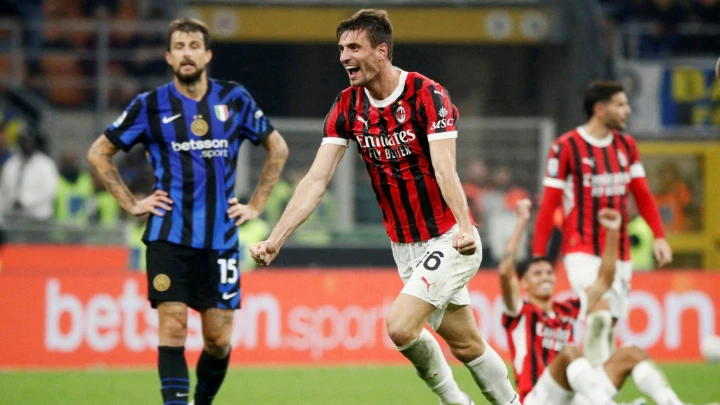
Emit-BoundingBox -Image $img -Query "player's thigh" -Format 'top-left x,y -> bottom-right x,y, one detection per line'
564,253 -> 602,294
146,241 -> 195,308
523,369 -> 574,405
401,226 -> 482,330
190,249 -> 242,311
435,303 -> 483,347
606,261 -> 632,320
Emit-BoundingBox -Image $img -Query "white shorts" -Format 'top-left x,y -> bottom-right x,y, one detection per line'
564,253 -> 633,319
523,369 -> 574,405
391,225 -> 482,330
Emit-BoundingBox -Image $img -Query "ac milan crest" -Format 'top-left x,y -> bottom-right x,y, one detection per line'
395,105 -> 407,123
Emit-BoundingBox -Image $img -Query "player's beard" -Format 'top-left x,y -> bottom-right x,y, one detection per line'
174,63 -> 205,86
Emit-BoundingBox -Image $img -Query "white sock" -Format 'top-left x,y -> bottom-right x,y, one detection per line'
595,368 -> 619,398
584,310 -> 613,367
464,343 -> 521,405
397,329 -> 467,405
632,360 -> 683,405
566,358 -> 617,405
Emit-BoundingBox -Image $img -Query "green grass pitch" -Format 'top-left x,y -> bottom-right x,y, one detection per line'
1,363 -> 718,404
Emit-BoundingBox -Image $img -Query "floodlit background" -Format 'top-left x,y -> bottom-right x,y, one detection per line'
0,0 -> 718,404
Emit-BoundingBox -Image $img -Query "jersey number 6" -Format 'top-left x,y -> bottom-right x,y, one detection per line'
423,251 -> 444,271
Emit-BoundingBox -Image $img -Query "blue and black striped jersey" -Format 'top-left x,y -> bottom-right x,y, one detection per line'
105,79 -> 274,250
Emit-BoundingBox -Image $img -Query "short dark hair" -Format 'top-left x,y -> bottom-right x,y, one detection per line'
583,81 -> 624,118
336,9 -> 394,60
516,256 -> 553,279
167,18 -> 210,51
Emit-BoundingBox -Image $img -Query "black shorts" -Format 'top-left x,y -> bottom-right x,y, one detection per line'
146,241 -> 241,311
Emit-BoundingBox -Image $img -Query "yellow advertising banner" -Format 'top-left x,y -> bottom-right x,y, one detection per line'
186,6 -> 553,44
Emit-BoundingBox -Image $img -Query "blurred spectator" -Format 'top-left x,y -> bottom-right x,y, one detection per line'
0,129 -> 58,221
483,165 -> 530,266
628,197 -> 656,270
55,150 -> 94,225
691,0 -> 720,22
654,161 -> 692,232
88,171 -> 121,227
638,21 -> 679,57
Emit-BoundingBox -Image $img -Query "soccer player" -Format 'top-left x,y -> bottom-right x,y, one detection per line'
250,9 -> 519,405
532,81 -> 672,366
503,200 -> 707,405
87,18 -> 288,405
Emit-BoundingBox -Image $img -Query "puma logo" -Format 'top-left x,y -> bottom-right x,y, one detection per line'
357,116 -> 369,129
420,276 -> 436,292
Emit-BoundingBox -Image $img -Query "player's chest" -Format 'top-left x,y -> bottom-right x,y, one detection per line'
152,102 -> 236,139
570,146 -> 632,195
533,314 -> 574,341
349,103 -> 423,157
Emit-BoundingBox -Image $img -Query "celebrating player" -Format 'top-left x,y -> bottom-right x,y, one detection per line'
87,18 -> 288,405
250,9 -> 519,405
532,81 -> 672,366
503,200 -> 707,405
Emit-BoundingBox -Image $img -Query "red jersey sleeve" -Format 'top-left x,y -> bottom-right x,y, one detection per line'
555,291 -> 588,321
321,92 -> 350,147
532,138 -> 571,255
418,83 -> 459,141
624,136 -> 665,238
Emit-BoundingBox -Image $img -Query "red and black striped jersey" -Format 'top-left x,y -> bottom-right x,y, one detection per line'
539,127 -> 645,260
502,294 -> 587,402
322,69 -> 464,243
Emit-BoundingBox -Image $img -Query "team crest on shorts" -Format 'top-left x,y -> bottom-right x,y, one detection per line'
191,114 -> 209,136
395,105 -> 407,123
153,274 -> 171,291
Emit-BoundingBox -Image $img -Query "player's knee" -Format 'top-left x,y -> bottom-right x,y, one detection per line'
203,333 -> 231,358
448,338 -> 485,363
386,321 -> 421,347
616,345 -> 648,367
159,318 -> 187,345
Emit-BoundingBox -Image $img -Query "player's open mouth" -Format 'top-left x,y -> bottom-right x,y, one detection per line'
346,67 -> 360,79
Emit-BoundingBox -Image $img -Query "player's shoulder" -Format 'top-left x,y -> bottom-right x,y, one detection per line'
211,79 -> 251,98
406,71 -> 445,94
614,130 -> 638,147
557,128 -> 581,144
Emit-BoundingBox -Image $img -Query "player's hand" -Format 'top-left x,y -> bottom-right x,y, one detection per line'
452,230 -> 477,256
653,238 -> 673,267
516,198 -> 532,222
250,240 -> 280,266
130,190 -> 173,217
227,198 -> 261,226
597,208 -> 621,230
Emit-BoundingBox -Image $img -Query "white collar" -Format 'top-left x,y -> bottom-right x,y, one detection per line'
577,126 -> 613,147
365,68 -> 408,108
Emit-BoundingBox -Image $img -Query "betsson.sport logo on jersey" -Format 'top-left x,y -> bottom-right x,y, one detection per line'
171,139 -> 229,158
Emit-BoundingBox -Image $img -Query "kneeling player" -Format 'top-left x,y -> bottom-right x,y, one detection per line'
499,200 -> 712,405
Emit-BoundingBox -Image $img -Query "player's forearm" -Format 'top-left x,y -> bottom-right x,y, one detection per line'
597,228 -> 620,288
435,169 -> 473,231
267,174 -> 326,247
631,178 -> 665,238
499,219 -> 527,277
248,136 -> 289,211
87,141 -> 135,213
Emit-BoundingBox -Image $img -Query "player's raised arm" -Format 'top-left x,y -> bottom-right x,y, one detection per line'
499,199 -> 532,315
87,135 -> 173,217
228,130 -> 289,225
250,143 -> 346,266
583,208 -> 621,309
